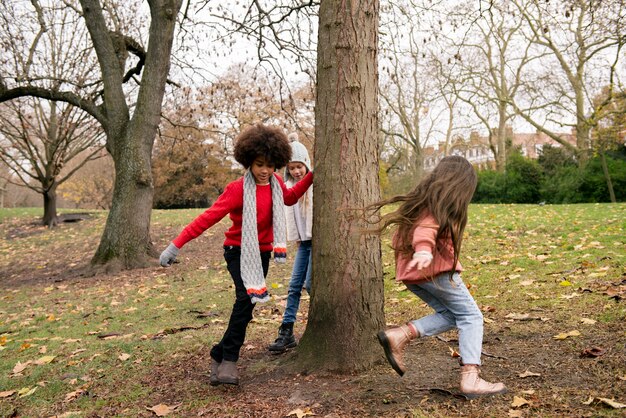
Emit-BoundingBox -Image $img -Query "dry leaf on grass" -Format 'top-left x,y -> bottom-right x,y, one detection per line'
583,397 -> 626,409
17,386 -> 37,398
287,408 -> 315,418
0,390 -> 16,398
146,403 -> 180,416
118,353 -> 131,361
53,411 -> 83,418
518,370 -> 541,378
553,330 -> 581,340
580,318 -> 597,325
64,388 -> 87,402
597,398 -> 626,409
12,361 -> 32,375
34,355 -> 56,365
511,396 -> 530,408
508,410 -> 524,418
580,347 -> 606,358
447,346 -> 460,358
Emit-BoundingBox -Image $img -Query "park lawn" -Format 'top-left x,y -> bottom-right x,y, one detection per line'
0,204 -> 624,417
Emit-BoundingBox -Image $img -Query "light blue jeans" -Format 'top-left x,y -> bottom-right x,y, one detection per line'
406,272 -> 484,365
282,240 -> 312,325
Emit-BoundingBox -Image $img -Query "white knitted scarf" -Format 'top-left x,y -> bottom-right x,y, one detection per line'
241,170 -> 287,303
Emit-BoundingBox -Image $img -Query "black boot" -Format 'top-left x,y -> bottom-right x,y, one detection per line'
268,323 -> 297,353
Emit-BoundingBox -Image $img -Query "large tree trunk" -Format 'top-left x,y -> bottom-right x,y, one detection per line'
42,187 -> 58,228
91,129 -> 157,268
83,0 -> 181,269
296,0 -> 385,373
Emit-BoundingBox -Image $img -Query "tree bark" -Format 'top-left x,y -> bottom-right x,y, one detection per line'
599,149 -> 616,203
296,0 -> 385,373
82,0 -> 182,269
42,187 -> 58,227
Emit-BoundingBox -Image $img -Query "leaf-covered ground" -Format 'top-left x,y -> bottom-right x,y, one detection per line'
0,204 -> 625,418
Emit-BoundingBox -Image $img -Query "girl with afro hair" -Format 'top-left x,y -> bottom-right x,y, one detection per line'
159,123 -> 313,386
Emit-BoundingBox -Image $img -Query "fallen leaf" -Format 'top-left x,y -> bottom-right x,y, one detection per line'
505,313 -> 531,321
0,390 -> 16,398
508,410 -> 523,418
64,388 -> 86,402
70,348 -> 87,357
118,353 -> 131,361
553,330 -> 581,340
146,403 -> 179,416
18,386 -> 37,398
597,398 -> 626,409
580,347 -> 606,358
559,280 -> 572,287
20,343 -> 31,351
39,346 -> 47,354
518,370 -> 541,378
12,361 -> 32,375
519,280 -> 535,286
582,396 -> 595,405
521,389 -> 535,395
287,408 -> 315,418
54,411 -> 83,418
580,318 -> 597,325
34,355 -> 56,365
511,396 -> 530,408
447,346 -> 460,358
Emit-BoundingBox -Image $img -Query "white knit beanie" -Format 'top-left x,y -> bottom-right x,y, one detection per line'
287,133 -> 311,170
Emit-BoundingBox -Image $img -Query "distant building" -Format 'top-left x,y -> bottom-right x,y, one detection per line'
423,127 -> 577,171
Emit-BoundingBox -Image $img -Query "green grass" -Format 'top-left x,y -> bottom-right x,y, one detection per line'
1,204 -> 625,417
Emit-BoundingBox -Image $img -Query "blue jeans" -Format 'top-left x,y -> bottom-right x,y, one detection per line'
282,240 -> 312,324
406,272 -> 484,365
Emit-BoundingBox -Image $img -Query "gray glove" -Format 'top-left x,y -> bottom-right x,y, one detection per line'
159,243 -> 179,267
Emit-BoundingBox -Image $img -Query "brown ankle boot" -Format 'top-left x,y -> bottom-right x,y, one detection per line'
377,323 -> 419,376
459,365 -> 507,398
217,360 -> 239,385
209,358 -> 221,386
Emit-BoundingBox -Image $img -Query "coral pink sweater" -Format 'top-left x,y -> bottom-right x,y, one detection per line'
172,172 -> 313,251
394,212 -> 463,283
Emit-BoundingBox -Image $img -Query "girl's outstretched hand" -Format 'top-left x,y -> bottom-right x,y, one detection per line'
408,251 -> 433,270
159,243 -> 179,267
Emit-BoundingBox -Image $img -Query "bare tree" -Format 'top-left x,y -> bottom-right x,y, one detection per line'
445,1 -> 535,171
295,0 -> 385,373
510,0 -> 626,165
379,1 -> 445,179
0,99 -> 104,226
0,0 -> 182,269
0,2 -> 105,226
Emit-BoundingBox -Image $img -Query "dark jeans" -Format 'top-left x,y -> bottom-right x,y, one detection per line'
210,246 -> 270,362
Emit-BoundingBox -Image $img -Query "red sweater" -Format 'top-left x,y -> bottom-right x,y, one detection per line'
394,211 -> 463,283
172,171 -> 313,252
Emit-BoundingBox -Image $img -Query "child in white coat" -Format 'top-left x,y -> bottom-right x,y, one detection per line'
268,133 -> 313,353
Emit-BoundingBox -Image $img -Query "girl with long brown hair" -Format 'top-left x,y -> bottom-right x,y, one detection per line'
370,155 -> 506,398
